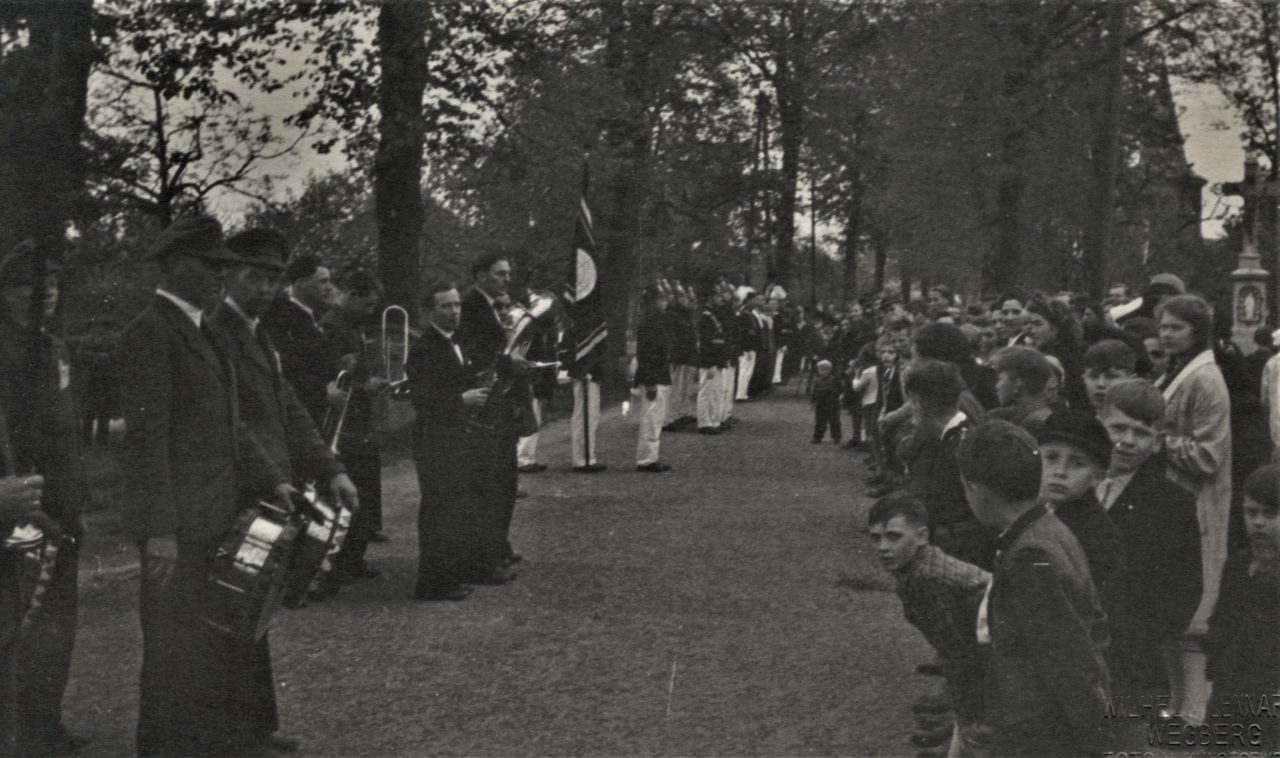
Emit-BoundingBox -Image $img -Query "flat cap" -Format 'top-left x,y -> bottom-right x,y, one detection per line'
147,216 -> 239,264
226,228 -> 288,272
1036,408 -> 1112,469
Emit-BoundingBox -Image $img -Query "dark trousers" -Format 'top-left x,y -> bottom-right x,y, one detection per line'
461,428 -> 517,577
414,451 -> 472,595
17,538 -> 78,753
333,443 -> 381,574
1,556 -> 19,758
813,404 -> 842,441
137,543 -> 277,757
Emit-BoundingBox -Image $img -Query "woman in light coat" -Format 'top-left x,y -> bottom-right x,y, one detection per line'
1156,294 -> 1231,724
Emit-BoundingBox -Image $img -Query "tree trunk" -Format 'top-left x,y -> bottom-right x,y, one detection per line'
1081,3 -> 1126,301
772,89 -> 802,290
374,3 -> 429,313
596,2 -> 657,391
841,183 -> 862,302
987,129 -> 1026,295
0,0 -> 94,267
872,229 -> 887,294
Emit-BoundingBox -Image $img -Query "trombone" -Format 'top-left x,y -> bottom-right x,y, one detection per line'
381,305 -> 410,390
321,369 -> 355,454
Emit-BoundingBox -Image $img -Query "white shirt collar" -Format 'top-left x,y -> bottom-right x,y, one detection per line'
941,410 -> 968,436
287,292 -> 315,321
223,296 -> 259,333
156,288 -> 203,328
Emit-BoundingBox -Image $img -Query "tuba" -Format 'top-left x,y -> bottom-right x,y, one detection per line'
467,289 -> 559,433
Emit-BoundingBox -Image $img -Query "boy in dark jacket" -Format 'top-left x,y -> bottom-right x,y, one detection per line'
900,359 -> 995,569
1035,408 -> 1129,635
1096,378 -> 1201,707
810,359 -> 842,443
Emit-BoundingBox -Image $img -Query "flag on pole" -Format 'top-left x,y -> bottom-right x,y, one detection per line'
566,168 -> 607,374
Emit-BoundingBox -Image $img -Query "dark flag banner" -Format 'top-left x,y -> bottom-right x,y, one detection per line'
566,186 -> 607,372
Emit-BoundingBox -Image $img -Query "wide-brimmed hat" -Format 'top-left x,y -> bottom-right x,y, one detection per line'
146,217 -> 240,265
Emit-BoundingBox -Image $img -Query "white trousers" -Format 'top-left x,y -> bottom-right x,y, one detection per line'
635,385 -> 669,465
516,398 -> 542,467
721,364 -> 735,423
735,351 -> 756,400
697,367 -> 724,429
666,365 -> 697,423
773,346 -> 786,384
571,379 -> 601,467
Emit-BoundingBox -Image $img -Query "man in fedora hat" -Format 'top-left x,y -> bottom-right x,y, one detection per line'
0,240 -> 90,756
118,216 -> 302,756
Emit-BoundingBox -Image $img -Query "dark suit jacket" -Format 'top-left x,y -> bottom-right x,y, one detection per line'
212,304 -> 343,486
1052,492 -> 1128,635
634,312 -> 671,388
261,297 -> 333,426
457,287 -> 505,377
737,310 -> 762,353
696,308 -> 728,369
119,296 -> 285,544
987,506 -> 1111,754
406,326 -> 472,460
1106,456 -> 1201,689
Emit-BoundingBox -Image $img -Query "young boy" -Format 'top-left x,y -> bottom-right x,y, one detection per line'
1095,378 -> 1202,704
810,359 -> 842,443
987,346 -> 1055,433
1204,462 -> 1280,746
1035,408 -> 1129,632
867,492 -> 989,756
1081,339 -> 1136,416
900,359 -> 994,569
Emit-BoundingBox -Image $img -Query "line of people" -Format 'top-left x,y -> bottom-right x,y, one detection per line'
831,277 -> 1280,756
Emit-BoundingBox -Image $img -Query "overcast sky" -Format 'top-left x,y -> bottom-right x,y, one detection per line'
199,72 -> 1248,244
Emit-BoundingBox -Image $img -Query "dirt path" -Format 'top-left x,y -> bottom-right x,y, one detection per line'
64,391 -> 931,757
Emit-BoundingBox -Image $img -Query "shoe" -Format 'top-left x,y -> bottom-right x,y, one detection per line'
369,531 -> 390,543
810,439 -> 822,444
718,421 -> 733,432
841,440 -> 860,449
307,580 -> 340,602
516,490 -> 529,499
22,728 -> 90,757
572,463 -> 607,473
865,473 -> 887,486
469,567 -> 516,586
697,427 -> 721,435
911,693 -> 952,715
330,565 -> 381,585
916,657 -> 945,677
637,462 -> 671,472
414,586 -> 472,602
261,733 -> 301,753
503,553 -> 523,567
517,463 -> 547,473
909,721 -> 953,748
832,439 -> 843,445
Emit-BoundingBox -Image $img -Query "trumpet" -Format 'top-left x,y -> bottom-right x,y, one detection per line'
321,369 -> 355,454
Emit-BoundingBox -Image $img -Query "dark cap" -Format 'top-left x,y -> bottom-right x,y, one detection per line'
0,240 -> 61,288
146,217 -> 239,264
226,228 -> 287,272
1035,407 -> 1112,469
957,419 -> 1042,501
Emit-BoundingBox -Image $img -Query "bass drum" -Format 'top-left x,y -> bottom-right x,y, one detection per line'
281,488 -> 351,608
205,501 -> 299,642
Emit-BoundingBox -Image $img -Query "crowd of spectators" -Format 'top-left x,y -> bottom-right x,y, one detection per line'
822,274 -> 1280,756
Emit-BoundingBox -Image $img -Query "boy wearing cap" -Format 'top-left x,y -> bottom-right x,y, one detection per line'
957,420 -> 1113,756
1095,379 -> 1201,703
1082,339 -> 1136,417
1035,408 -> 1129,632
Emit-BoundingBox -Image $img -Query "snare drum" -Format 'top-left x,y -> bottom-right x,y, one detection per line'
281,489 -> 350,608
205,501 -> 299,642
5,524 -> 52,619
